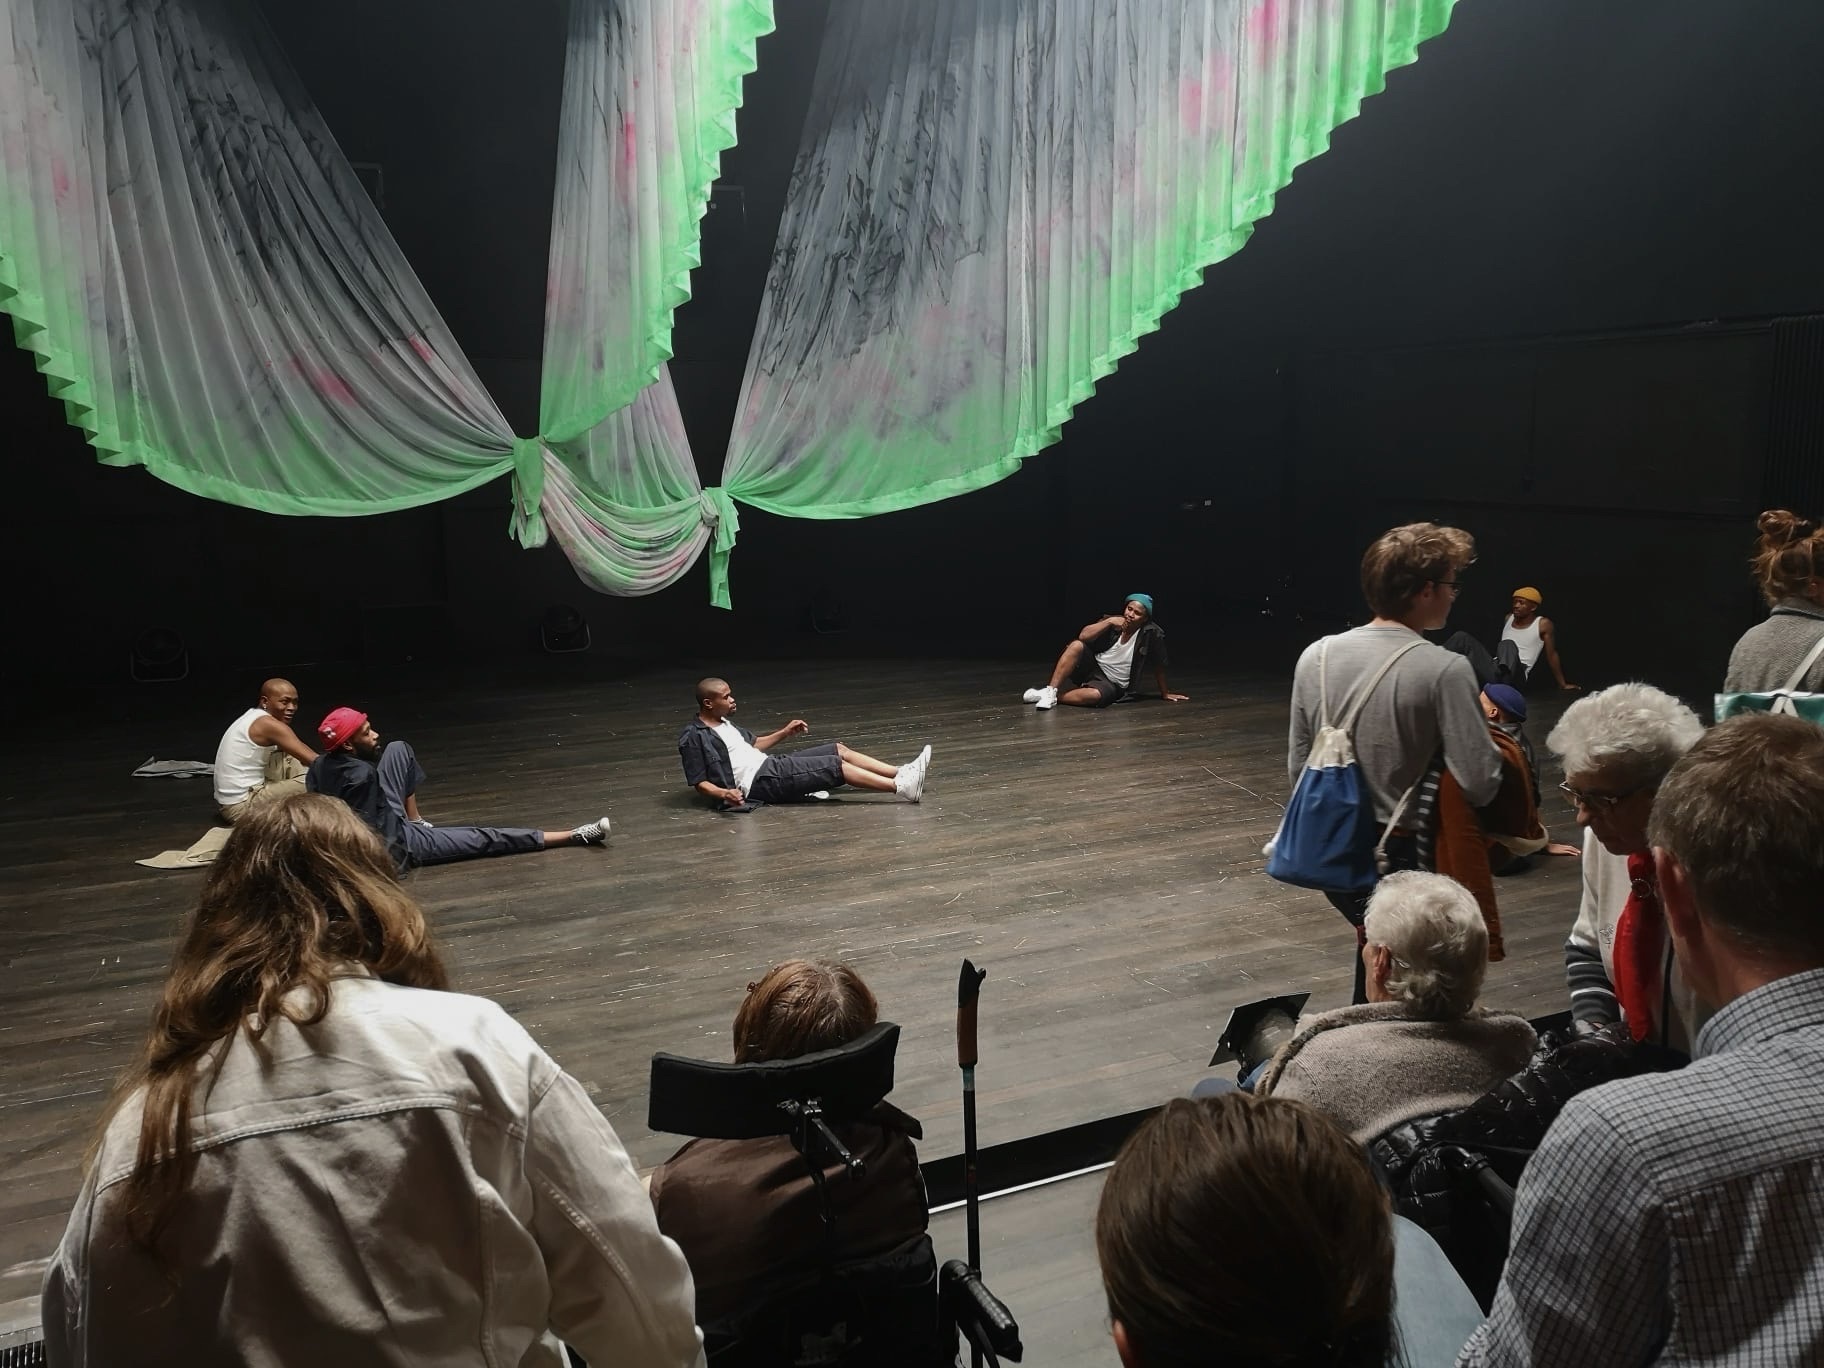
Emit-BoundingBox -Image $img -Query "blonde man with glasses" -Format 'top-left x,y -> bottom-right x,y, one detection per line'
1548,682 -> 1706,1055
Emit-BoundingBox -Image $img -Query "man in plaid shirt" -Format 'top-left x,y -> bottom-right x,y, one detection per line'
1460,712 -> 1824,1366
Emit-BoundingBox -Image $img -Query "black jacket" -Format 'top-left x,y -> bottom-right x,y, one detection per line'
678,716 -> 755,794
1085,620 -> 1169,697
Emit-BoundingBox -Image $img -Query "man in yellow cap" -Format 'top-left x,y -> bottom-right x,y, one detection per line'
1445,587 -> 1578,693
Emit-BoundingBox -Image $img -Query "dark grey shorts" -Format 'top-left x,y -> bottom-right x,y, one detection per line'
749,742 -> 846,802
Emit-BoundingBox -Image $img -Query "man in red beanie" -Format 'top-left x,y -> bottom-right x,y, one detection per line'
307,707 -> 609,872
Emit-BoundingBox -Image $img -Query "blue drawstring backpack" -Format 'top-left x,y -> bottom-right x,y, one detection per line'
1266,637 -> 1422,892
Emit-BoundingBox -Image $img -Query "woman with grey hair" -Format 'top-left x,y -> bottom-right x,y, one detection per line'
1255,872 -> 1536,1143
1550,682 -> 1707,1054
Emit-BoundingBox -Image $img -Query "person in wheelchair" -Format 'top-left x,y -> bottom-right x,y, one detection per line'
648,959 -> 929,1326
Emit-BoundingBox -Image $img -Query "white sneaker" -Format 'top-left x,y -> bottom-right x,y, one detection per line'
1035,686 -> 1058,710
1021,687 -> 1044,704
572,816 -> 612,846
894,747 -> 931,803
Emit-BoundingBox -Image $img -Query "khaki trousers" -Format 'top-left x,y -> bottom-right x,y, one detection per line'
219,752 -> 308,823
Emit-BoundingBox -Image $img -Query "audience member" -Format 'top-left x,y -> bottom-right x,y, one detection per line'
648,959 -> 929,1325
308,707 -> 609,870
1021,593 -> 1188,709
680,678 -> 931,809
211,677 -> 317,822
1478,685 -> 1579,870
40,795 -> 700,1367
1289,523 -> 1502,1002
1255,872 -> 1536,1143
1723,508 -> 1824,692
1460,713 -> 1824,1365
1097,1093 -> 1484,1368
1549,683 -> 1706,1054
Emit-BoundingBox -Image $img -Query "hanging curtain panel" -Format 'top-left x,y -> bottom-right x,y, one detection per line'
540,0 -> 775,447
0,0 -> 527,515
534,0 -> 770,595
540,365 -> 741,603
715,0 -> 1457,538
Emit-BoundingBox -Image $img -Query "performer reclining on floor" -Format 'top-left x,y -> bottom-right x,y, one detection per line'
679,678 -> 931,810
212,678 -> 319,822
1020,593 -> 1188,709
307,707 -> 609,871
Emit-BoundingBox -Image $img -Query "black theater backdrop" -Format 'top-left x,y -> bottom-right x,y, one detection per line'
5,0 -> 1823,703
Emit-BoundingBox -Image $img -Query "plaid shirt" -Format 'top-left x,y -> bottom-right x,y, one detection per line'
1459,967 -> 1824,1366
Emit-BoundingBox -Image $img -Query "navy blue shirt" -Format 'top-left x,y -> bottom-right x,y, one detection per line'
307,749 -> 409,871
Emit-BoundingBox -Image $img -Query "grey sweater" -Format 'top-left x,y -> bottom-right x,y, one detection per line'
1257,1001 -> 1538,1143
1724,598 -> 1824,693
1289,625 -> 1502,823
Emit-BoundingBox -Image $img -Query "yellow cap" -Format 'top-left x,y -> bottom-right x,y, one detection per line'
1512,586 -> 1542,605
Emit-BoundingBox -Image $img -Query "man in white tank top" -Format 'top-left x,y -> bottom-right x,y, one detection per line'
1443,587 -> 1578,693
212,679 -> 318,821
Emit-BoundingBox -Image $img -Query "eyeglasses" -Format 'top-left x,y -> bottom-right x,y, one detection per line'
1559,780 -> 1648,813
1425,577 -> 1464,595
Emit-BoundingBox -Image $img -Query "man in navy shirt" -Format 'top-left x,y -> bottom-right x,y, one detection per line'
678,678 -> 930,810
308,707 -> 609,871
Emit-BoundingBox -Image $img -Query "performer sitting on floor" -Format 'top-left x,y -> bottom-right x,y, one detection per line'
1443,586 -> 1578,693
679,678 -> 931,810
1479,683 -> 1580,873
307,707 -> 609,871
213,678 -> 319,823
1021,593 -> 1188,710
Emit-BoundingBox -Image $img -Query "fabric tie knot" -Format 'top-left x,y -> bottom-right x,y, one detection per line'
699,487 -> 741,609
510,437 -> 548,548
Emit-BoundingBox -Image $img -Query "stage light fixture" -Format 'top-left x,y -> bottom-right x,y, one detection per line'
130,627 -> 189,683
540,603 -> 591,654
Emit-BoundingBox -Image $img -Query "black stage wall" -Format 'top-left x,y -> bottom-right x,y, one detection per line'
5,0 -> 1822,703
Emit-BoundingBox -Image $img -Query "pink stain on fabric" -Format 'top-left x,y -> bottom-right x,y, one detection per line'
51,157 -> 71,203
623,116 -> 637,169
407,334 -> 436,363
1179,78 -> 1203,130
290,356 -> 357,405
1247,0 -> 1283,51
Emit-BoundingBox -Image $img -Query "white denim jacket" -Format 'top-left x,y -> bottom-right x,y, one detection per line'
43,971 -> 704,1368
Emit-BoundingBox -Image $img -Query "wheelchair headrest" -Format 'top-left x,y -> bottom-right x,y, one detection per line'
648,1021 -> 901,1139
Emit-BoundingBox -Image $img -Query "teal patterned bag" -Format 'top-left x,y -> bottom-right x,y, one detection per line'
1715,633 -> 1824,724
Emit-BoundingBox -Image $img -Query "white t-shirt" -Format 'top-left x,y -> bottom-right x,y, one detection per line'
715,721 -> 768,791
1095,630 -> 1139,688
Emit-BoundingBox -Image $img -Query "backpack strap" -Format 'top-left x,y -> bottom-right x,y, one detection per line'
1337,639 -> 1427,735
1780,630 -> 1824,693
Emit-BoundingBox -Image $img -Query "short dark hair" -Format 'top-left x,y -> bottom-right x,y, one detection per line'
1359,522 -> 1475,618
731,959 -> 878,1063
1095,1094 -> 1395,1368
1649,712 -> 1824,963
695,677 -> 728,706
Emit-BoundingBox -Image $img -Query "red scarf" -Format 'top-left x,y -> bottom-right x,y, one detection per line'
1611,852 -> 1663,1042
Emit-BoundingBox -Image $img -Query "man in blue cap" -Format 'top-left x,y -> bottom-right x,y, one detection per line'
1022,594 -> 1188,709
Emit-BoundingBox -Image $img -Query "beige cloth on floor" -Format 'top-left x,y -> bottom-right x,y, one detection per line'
219,752 -> 308,823
137,824 -> 232,870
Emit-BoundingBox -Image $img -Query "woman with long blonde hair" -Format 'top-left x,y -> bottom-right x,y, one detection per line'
42,794 -> 701,1368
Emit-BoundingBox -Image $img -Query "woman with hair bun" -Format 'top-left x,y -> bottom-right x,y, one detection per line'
1725,508 -> 1824,692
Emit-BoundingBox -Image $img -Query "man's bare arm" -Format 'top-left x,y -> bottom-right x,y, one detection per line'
249,715 -> 318,763
1540,618 -> 1578,691
754,719 -> 810,752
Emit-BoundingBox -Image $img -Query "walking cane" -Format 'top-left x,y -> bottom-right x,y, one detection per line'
943,959 -> 1022,1365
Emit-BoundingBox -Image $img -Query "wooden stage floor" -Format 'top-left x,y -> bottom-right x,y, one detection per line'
0,656 -> 1585,1325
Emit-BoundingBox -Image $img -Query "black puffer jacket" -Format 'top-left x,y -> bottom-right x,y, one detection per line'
1369,1025 -> 1687,1308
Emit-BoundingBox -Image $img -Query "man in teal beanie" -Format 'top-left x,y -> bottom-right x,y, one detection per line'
1021,593 -> 1188,709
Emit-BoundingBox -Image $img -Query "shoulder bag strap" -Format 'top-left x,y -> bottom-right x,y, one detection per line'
1338,639 -> 1426,735
1780,630 -> 1824,693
